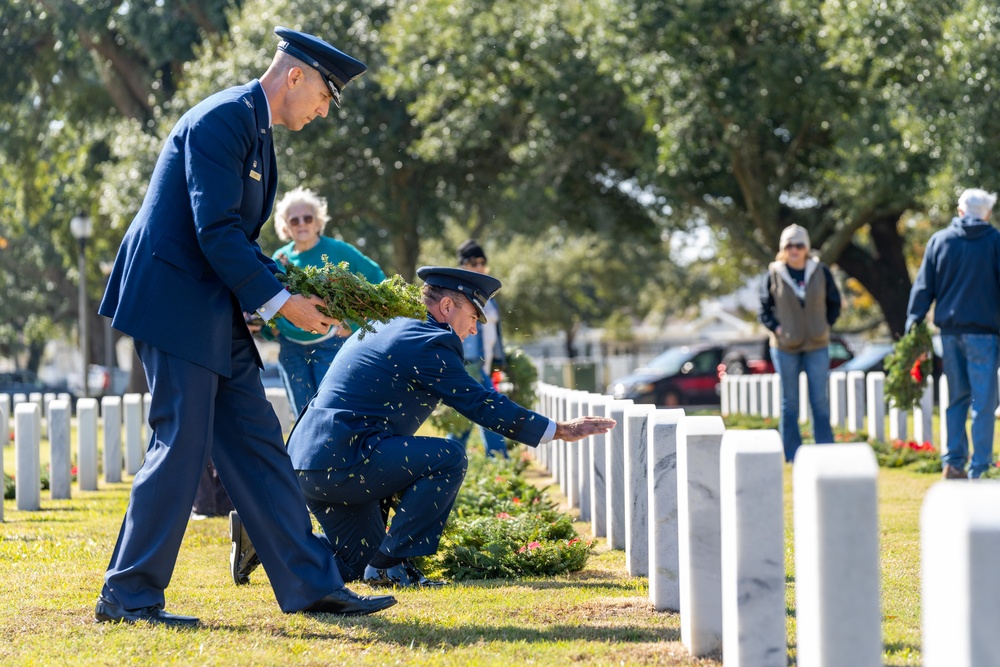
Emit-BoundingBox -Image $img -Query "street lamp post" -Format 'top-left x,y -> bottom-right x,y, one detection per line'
70,213 -> 93,398
100,261 -> 115,369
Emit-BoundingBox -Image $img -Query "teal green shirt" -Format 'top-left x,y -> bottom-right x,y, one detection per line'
272,236 -> 386,343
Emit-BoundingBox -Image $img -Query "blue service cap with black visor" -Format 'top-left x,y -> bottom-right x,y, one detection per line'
417,266 -> 502,324
274,26 -> 367,108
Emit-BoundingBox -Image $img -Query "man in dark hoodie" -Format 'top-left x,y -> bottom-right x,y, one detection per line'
906,188 -> 1000,480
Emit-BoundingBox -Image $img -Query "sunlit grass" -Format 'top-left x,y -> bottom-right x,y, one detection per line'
2,426 -> 941,665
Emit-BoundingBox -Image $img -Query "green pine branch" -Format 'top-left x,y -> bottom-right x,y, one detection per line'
272,258 -> 426,336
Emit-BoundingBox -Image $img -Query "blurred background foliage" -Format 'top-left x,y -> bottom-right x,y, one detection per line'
3,0 -> 1000,367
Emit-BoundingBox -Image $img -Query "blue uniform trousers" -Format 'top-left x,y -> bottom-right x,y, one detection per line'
297,435 -> 468,582
102,324 -> 343,612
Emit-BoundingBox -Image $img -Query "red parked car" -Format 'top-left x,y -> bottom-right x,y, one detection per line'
607,337 -> 855,407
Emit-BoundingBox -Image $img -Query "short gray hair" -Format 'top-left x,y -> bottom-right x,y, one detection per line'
958,188 -> 997,219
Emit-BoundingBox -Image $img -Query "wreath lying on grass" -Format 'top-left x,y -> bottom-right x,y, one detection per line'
884,321 -> 933,410
415,453 -> 593,580
273,259 -> 426,335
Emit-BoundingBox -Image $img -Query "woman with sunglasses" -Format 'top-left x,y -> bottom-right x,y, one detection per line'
759,224 -> 842,462
270,187 -> 386,415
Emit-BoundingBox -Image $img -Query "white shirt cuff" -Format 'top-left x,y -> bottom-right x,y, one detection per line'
258,290 -> 290,320
537,419 -> 558,444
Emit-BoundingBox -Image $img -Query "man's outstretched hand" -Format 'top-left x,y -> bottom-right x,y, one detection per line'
554,417 -> 617,443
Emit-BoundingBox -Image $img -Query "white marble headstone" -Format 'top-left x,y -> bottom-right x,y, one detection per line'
648,408 -> 684,611
123,393 -> 144,476
605,399 -> 634,550
588,395 -> 610,536
48,400 -> 72,500
921,482 -> 1000,666
846,370 -> 866,433
15,402 -> 41,511
101,396 -> 122,484
866,372 -> 886,443
913,377 -> 934,446
677,415 -> 726,657
798,372 -> 810,425
720,430 -> 786,667
76,398 -> 99,491
828,371 -> 847,428
576,394 -> 594,522
794,443 -> 881,667
624,403 -> 656,576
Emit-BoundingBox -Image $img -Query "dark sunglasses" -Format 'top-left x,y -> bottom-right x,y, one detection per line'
288,215 -> 315,226
784,243 -> 807,250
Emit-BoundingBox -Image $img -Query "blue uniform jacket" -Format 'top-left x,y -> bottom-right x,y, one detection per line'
99,79 -> 281,376
905,215 -> 1000,335
287,316 -> 550,471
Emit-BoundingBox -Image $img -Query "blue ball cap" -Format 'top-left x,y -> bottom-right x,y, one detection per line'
274,26 -> 367,108
417,266 -> 502,324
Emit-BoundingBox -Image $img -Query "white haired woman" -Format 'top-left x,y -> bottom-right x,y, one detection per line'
270,187 -> 385,414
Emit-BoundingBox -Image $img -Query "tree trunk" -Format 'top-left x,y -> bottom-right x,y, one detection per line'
834,214 -> 912,337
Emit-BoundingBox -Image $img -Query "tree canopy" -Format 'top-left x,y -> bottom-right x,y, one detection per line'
3,0 -> 1000,370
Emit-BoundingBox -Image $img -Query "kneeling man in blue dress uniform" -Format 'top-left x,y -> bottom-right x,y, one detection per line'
231,266 -> 616,587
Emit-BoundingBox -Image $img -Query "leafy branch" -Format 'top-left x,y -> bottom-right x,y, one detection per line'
273,258 -> 426,336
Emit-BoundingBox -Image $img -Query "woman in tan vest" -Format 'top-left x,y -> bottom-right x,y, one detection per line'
759,224 -> 842,462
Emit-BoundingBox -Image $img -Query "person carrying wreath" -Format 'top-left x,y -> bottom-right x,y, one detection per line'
906,188 -> 1000,480
96,27 -> 395,625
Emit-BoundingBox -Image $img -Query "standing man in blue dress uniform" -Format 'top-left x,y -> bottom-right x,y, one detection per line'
230,267 -> 617,587
95,27 -> 395,625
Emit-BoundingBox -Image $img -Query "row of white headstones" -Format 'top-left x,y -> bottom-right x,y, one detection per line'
0,386 -> 297,523
720,370 -> 940,445
534,382 -> 990,667
0,392 -> 151,520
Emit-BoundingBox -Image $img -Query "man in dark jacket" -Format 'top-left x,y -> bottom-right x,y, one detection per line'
906,188 -> 1000,479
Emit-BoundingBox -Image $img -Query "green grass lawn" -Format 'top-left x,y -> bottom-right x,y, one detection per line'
1,430 -> 941,666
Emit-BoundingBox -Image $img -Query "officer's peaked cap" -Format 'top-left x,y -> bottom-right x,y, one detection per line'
417,266 -> 501,324
274,26 -> 367,108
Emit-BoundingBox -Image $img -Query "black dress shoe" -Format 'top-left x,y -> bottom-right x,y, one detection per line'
229,511 -> 260,586
301,587 -> 397,616
94,596 -> 199,626
363,560 -> 447,588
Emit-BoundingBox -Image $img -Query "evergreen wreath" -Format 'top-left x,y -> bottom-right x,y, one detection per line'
884,321 -> 933,410
272,258 -> 426,335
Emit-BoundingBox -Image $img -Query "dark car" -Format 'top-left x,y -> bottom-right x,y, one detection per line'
724,336 -> 855,375
607,344 -> 725,407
